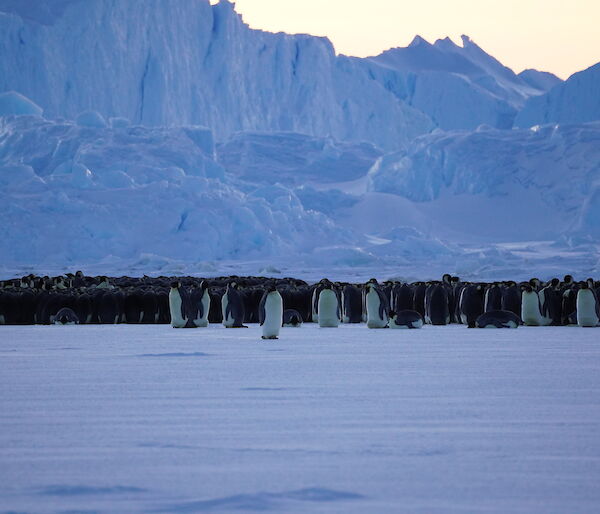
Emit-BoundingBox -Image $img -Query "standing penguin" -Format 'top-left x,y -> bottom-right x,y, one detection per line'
169,281 -> 194,328
576,283 -> 600,327
521,285 -> 552,326
459,284 -> 485,328
501,281 -> 521,318
190,281 -> 211,327
259,285 -> 283,339
365,282 -> 389,328
341,284 -> 363,323
317,280 -> 340,328
424,283 -> 450,325
222,282 -> 247,328
484,283 -> 503,312
391,283 -> 414,313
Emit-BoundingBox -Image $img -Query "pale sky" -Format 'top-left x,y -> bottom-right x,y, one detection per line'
215,0 -> 600,79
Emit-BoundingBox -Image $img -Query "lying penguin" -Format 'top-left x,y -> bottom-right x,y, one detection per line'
475,310 -> 521,328
50,307 -> 80,325
388,310 -> 423,329
283,309 -> 303,327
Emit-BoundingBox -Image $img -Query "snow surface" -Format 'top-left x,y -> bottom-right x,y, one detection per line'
1,324 -> 600,512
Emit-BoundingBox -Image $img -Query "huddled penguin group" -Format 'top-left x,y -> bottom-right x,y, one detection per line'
1,273 -> 599,333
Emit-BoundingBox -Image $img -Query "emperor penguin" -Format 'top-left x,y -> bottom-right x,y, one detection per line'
222,282 -> 247,328
259,285 -> 283,339
50,307 -> 80,325
190,280 -> 211,327
391,283 -> 414,313
576,283 -> 600,327
169,281 -> 193,328
389,310 -> 423,329
484,283 -> 503,312
317,280 -> 340,327
424,283 -> 450,325
283,309 -> 303,327
459,284 -> 484,328
365,282 -> 389,328
501,281 -> 521,317
475,310 -> 520,328
341,284 -> 363,323
521,285 -> 552,326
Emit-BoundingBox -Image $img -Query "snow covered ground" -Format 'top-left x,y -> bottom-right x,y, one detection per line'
2,324 -> 600,512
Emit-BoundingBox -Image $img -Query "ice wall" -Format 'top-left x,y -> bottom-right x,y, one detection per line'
367,122 -> 600,241
515,63 -> 600,127
0,115 -> 350,266
0,0 -> 432,150
0,0 -> 560,149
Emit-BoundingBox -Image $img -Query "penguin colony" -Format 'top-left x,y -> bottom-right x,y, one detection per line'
0,273 -> 599,333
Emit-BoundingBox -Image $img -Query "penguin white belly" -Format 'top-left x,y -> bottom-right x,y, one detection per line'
577,290 -> 600,327
194,291 -> 210,327
341,292 -> 350,323
311,289 -> 319,322
318,290 -> 339,327
169,289 -> 186,328
366,290 -> 387,328
521,291 -> 542,326
222,294 -> 234,328
262,293 -> 283,339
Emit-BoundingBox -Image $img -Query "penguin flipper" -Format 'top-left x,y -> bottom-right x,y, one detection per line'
259,292 -> 267,325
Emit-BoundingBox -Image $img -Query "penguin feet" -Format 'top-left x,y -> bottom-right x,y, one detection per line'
261,336 -> 279,340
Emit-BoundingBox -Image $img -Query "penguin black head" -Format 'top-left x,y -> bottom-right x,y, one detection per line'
564,275 -> 573,284
442,274 -> 451,284
580,281 -> 589,290
170,281 -> 180,289
550,278 -> 560,288
229,282 -> 238,290
522,285 -> 533,293
200,280 -> 208,291
529,278 -> 538,287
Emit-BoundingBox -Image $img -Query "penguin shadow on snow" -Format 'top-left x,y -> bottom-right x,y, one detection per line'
154,487 -> 365,512
36,484 -> 148,497
136,352 -> 212,358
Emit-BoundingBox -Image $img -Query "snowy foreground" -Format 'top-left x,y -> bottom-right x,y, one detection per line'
1,325 -> 600,513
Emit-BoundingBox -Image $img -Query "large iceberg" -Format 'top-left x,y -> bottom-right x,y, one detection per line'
0,0 -> 559,149
0,115 -> 352,267
515,63 -> 600,128
367,122 -> 600,243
